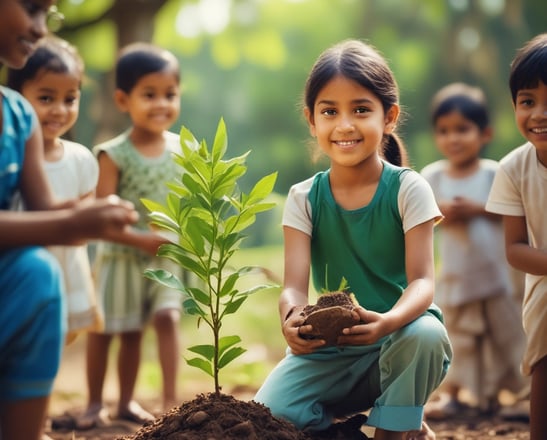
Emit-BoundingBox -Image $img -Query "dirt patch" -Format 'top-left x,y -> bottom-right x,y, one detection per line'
118,393 -> 310,440
46,395 -> 530,440
45,305 -> 530,440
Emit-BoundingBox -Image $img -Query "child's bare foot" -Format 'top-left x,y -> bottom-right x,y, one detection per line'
403,421 -> 435,440
117,400 -> 155,424
75,404 -> 111,430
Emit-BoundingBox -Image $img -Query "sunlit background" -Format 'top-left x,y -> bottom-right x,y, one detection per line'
33,0 -> 547,247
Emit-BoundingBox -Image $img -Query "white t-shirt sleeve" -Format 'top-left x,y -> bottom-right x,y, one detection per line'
282,176 -> 314,236
398,170 -> 443,232
486,164 -> 525,217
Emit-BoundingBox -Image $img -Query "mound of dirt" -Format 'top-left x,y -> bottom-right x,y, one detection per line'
300,292 -> 360,346
117,393 -> 368,440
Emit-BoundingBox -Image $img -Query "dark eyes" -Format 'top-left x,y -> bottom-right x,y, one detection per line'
20,0 -> 44,16
320,107 -> 370,116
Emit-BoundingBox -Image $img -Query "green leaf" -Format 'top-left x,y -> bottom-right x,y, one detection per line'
157,246 -> 207,279
188,344 -> 215,360
186,357 -> 213,377
143,269 -> 185,292
182,297 -> 207,317
179,126 -> 200,154
218,335 -> 241,353
246,172 -> 278,204
185,217 -> 206,256
186,286 -> 212,306
218,272 -> 239,297
141,198 -> 170,216
218,346 -> 246,369
222,296 -> 246,315
212,117 -> 227,163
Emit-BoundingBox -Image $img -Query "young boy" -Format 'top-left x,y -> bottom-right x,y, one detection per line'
485,33 -> 547,440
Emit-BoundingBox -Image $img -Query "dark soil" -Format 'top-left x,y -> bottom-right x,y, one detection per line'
117,393 -> 310,440
115,393 -> 372,440
300,292 -> 360,346
46,393 -> 530,440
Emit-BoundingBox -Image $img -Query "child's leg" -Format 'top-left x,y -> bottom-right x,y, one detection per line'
255,345 -> 381,431
76,331 -> 113,429
367,312 -> 452,434
0,396 -> 50,440
117,330 -> 154,422
530,355 -> 547,440
153,308 -> 181,410
0,247 -> 64,440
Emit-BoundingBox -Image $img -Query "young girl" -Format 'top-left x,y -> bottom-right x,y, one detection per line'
421,83 -> 527,418
254,39 -> 452,440
0,1 -> 137,439
7,35 -> 103,344
77,42 -> 185,429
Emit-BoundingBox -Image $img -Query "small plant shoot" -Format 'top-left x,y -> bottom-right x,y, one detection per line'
142,118 -> 278,394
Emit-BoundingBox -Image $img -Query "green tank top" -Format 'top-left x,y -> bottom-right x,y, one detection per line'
309,162 -> 409,313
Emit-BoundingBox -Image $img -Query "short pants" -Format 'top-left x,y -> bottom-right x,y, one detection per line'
0,247 -> 65,400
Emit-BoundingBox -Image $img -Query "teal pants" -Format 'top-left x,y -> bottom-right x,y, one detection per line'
255,312 -> 452,432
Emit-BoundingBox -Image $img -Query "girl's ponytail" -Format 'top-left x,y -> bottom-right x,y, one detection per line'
382,133 -> 409,167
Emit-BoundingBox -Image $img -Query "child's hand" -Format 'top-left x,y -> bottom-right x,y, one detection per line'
282,308 -> 326,355
338,307 -> 390,345
439,197 -> 481,223
71,195 -> 138,242
134,230 -> 171,255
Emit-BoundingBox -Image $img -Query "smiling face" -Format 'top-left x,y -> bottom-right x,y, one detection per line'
0,0 -> 54,68
514,80 -> 547,165
20,68 -> 81,148
115,69 -> 181,135
304,75 -> 398,170
433,110 -> 491,170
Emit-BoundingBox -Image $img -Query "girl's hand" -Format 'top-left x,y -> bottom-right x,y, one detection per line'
282,308 -> 325,355
337,307 -> 393,346
131,230 -> 171,255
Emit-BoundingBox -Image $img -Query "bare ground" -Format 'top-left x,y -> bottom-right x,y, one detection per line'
45,337 -> 530,440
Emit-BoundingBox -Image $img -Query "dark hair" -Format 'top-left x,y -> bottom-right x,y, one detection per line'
509,33 -> 547,104
430,82 -> 489,130
7,35 -> 83,92
304,39 -> 408,167
115,42 -> 180,93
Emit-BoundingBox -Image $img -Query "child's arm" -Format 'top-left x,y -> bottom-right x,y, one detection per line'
504,215 -> 547,275
95,151 -> 168,255
0,195 -> 138,248
279,226 -> 325,355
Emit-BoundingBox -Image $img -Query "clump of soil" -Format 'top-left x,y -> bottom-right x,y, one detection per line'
301,292 -> 360,346
118,393 -> 306,440
117,393 -> 368,440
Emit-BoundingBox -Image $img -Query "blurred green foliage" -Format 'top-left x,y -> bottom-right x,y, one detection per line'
23,0 -> 546,246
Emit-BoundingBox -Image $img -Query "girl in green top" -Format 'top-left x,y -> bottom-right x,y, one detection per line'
255,39 -> 452,440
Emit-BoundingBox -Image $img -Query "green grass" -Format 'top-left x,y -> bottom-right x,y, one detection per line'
139,244 -> 287,399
